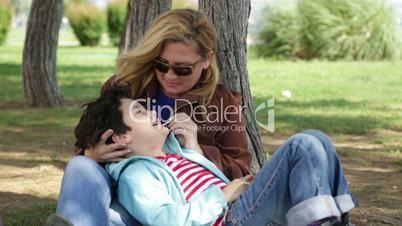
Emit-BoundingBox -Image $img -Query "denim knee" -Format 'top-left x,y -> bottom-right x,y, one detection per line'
64,156 -> 111,186
287,133 -> 327,159
64,156 -> 99,176
302,129 -> 333,144
302,129 -> 326,136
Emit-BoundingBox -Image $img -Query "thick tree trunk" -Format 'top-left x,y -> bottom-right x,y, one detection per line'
119,0 -> 171,53
22,0 -> 64,107
199,0 -> 267,171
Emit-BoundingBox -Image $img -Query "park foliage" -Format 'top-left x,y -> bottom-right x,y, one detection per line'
0,0 -> 12,45
257,0 -> 402,60
66,2 -> 106,46
106,0 -> 127,46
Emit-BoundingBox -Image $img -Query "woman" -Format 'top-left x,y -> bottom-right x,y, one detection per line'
55,9 -> 251,226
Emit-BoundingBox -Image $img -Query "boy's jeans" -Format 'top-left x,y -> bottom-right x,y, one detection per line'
56,129 -> 356,226
225,129 -> 356,226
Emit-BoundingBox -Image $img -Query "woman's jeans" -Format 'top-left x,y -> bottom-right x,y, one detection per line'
56,129 -> 356,226
56,156 -> 140,226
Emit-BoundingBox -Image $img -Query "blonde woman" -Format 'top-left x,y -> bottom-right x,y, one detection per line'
54,9 -> 251,226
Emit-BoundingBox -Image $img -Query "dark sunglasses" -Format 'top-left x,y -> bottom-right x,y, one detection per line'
153,57 -> 202,76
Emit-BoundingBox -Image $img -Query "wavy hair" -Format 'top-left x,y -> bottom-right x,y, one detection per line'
115,8 -> 219,107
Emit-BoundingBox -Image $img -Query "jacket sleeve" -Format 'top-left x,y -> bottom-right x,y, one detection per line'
117,164 -> 227,226
200,89 -> 252,180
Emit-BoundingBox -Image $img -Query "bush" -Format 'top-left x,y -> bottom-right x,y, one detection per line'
298,0 -> 401,60
257,0 -> 402,60
107,0 -> 127,46
0,0 -> 13,45
66,3 -> 106,46
256,4 -> 302,59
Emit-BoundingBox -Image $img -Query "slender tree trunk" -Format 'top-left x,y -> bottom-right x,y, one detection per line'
199,0 -> 267,171
119,0 -> 171,54
22,0 -> 64,107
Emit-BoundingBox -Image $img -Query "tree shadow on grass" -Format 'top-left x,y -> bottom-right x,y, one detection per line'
0,192 -> 56,226
0,156 -> 67,170
252,97 -> 400,135
0,62 -> 113,80
0,63 -> 21,78
0,62 -> 113,104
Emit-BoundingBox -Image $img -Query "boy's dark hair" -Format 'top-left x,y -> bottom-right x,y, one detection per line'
74,85 -> 132,150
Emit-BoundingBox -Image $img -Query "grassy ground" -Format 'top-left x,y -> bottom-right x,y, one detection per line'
0,28 -> 401,225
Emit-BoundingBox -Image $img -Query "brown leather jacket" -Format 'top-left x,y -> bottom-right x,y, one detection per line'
83,75 -> 252,180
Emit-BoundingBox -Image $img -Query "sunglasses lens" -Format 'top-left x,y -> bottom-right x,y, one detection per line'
154,61 -> 169,73
173,66 -> 192,76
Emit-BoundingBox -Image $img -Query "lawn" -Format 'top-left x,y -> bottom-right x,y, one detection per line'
0,28 -> 401,225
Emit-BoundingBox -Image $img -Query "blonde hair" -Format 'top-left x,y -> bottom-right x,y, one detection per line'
115,8 -> 219,107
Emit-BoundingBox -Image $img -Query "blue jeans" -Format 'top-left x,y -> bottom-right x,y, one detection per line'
56,156 -> 140,226
225,129 -> 356,226
57,129 -> 355,226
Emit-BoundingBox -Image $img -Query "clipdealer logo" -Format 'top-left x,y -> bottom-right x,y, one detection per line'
254,98 -> 275,133
128,97 -> 274,133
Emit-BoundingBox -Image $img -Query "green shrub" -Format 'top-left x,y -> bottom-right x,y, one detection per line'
66,3 -> 106,46
257,0 -> 402,60
298,0 -> 401,60
63,0 -> 87,10
107,0 -> 127,46
256,4 -> 302,59
0,0 -> 13,45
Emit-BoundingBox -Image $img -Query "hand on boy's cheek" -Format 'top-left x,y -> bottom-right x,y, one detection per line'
85,129 -> 132,163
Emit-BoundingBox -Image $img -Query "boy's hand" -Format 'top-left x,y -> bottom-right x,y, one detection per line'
169,113 -> 203,155
85,129 -> 132,163
223,177 -> 251,203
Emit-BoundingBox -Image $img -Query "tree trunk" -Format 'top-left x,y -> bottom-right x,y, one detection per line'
199,0 -> 267,171
22,0 -> 64,107
119,0 -> 171,54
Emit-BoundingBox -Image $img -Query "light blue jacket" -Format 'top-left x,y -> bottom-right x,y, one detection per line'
107,133 -> 231,226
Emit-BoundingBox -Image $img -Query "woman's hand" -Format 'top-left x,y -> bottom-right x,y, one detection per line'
84,129 -> 132,163
168,113 -> 203,155
222,175 -> 253,203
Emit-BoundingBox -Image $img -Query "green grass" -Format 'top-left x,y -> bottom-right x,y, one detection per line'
249,59 -> 402,134
5,26 -> 109,46
3,203 -> 56,226
2,44 -> 400,139
0,45 -> 117,103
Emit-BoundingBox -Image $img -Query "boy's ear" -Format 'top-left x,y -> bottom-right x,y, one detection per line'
112,133 -> 131,145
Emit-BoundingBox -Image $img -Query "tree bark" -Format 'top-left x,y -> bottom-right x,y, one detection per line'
119,0 -> 171,54
22,0 -> 64,107
199,0 -> 267,171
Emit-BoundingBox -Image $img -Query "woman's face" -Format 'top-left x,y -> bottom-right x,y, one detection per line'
155,41 -> 211,98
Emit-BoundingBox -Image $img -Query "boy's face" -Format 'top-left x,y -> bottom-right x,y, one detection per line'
117,98 -> 170,152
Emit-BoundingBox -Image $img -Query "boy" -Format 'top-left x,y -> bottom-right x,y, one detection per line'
74,86 -> 356,226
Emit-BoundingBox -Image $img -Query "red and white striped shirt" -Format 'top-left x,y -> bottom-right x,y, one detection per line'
155,153 -> 227,226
